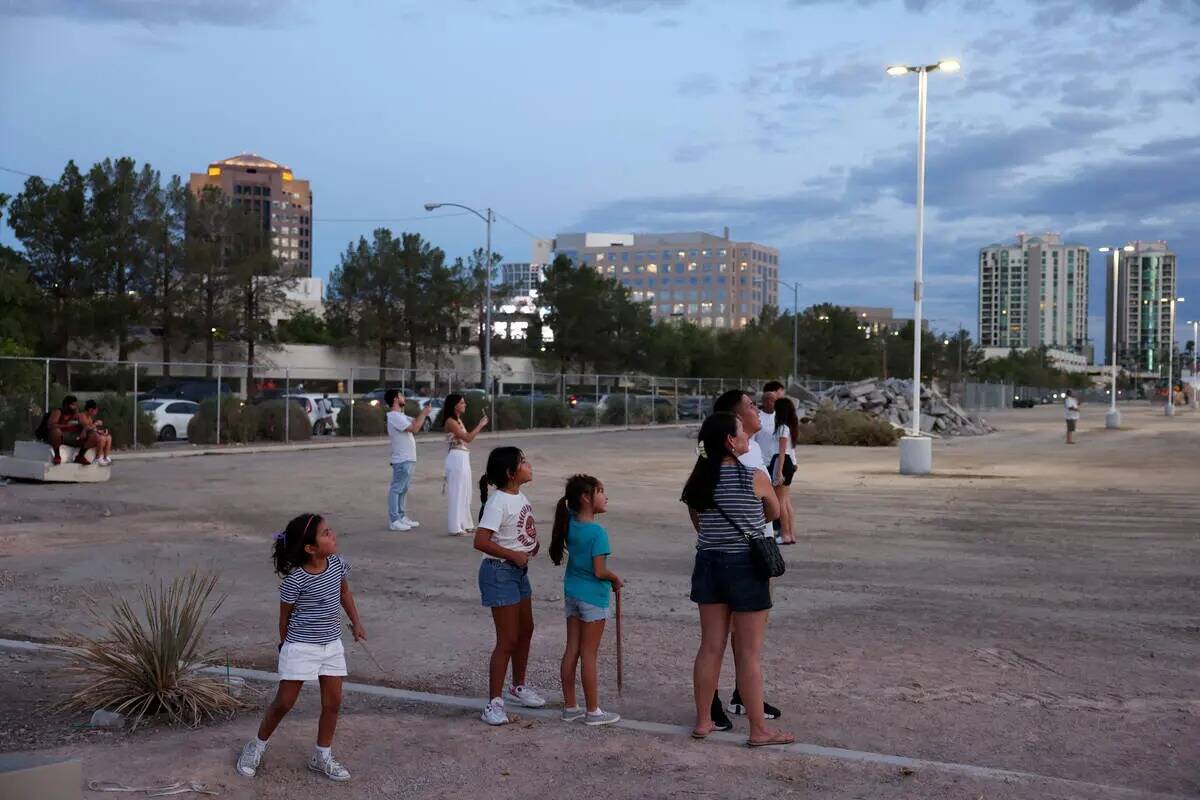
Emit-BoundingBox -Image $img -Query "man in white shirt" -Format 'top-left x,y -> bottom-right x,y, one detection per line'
1063,389 -> 1081,445
753,381 -> 786,462
386,389 -> 432,531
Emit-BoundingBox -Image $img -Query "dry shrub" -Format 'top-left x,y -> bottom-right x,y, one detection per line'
796,405 -> 901,447
63,571 -> 241,729
337,401 -> 387,436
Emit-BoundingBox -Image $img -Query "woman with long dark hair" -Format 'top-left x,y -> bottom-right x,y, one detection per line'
681,412 -> 792,747
768,397 -> 800,545
442,393 -> 489,536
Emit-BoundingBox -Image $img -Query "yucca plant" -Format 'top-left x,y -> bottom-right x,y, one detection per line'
63,571 -> 242,729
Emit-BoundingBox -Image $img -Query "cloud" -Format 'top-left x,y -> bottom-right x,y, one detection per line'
0,0 -> 298,26
677,73 -> 719,97
540,0 -> 688,10
672,143 -> 721,163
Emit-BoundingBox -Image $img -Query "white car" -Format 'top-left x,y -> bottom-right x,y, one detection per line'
408,397 -> 444,432
282,393 -> 338,435
139,399 -> 199,441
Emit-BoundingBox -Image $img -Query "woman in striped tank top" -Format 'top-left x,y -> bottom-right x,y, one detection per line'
681,413 -> 793,748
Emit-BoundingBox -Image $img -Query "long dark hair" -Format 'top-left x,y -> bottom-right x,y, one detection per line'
550,474 -> 602,566
272,512 -> 323,576
773,397 -> 800,443
442,393 -> 464,429
681,412 -> 739,511
478,446 -> 524,515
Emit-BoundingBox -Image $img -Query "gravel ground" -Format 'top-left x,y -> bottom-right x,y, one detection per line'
0,403 -> 1196,798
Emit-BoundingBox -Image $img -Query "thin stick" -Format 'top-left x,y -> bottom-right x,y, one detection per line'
615,589 -> 623,696
346,623 -> 389,677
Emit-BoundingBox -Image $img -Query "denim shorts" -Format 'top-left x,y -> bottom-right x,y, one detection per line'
690,548 -> 772,612
479,558 -> 532,608
564,595 -> 611,622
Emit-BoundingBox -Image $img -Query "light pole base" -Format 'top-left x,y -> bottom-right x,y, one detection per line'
899,436 -> 933,475
1164,403 -> 1175,417
1105,409 -> 1121,429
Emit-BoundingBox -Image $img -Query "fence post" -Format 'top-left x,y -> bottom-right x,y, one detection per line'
530,371 -> 535,430
595,373 -> 600,427
652,376 -> 658,426
132,362 -> 139,450
624,379 -> 629,430
448,371 -> 453,395
674,377 -> 679,423
284,367 -> 290,443
349,367 -> 355,440
216,363 -> 222,445
44,358 -> 50,411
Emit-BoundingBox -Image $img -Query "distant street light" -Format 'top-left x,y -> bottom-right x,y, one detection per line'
754,276 -> 800,383
1164,295 -> 1185,416
886,57 -> 960,475
1098,244 -> 1136,428
1187,319 -> 1199,410
425,202 -> 494,392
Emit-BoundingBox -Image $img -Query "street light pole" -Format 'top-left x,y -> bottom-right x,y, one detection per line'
1164,296 -> 1185,416
425,202 -> 494,393
887,57 -> 959,475
756,276 -> 800,384
1099,245 -> 1133,428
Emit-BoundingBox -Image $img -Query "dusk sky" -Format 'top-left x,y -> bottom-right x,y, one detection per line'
2,0 -> 1197,354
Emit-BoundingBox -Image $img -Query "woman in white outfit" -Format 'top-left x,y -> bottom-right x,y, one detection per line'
443,394 -> 489,536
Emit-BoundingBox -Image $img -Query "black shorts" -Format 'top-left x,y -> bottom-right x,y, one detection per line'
1066,419 -> 1077,433
690,549 -> 772,612
767,454 -> 796,487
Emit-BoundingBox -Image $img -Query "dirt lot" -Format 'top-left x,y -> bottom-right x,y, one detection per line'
0,404 -> 1196,799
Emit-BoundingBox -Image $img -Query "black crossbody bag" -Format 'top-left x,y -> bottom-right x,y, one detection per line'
711,466 -> 786,580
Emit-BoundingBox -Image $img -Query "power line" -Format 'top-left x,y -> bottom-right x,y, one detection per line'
495,211 -> 546,242
313,212 -> 471,224
0,165 -> 37,178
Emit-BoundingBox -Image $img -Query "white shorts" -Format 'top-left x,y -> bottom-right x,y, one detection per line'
277,639 -> 347,681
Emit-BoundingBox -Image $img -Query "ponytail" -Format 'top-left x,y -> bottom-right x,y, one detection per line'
272,512 -> 323,576
550,474 -> 602,566
479,446 -> 524,519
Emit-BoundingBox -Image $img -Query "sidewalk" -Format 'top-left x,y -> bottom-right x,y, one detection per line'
116,422 -> 694,461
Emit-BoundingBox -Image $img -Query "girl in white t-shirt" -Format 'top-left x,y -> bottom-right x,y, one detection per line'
473,446 -> 544,725
769,398 -> 801,545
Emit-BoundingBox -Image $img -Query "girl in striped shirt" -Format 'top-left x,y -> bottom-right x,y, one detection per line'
237,513 -> 366,782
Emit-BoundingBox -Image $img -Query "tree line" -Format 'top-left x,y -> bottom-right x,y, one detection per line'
2,156 -> 1089,390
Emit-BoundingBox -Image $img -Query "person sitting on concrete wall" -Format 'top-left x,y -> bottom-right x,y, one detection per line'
81,399 -> 114,466
44,395 -> 102,466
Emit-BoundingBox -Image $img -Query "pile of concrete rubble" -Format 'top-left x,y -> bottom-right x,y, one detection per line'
792,378 -> 993,437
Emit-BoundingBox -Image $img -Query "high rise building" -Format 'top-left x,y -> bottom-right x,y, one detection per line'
188,153 -> 313,277
1105,240 -> 1177,371
499,262 -> 545,297
978,233 -> 1088,353
551,229 -> 779,328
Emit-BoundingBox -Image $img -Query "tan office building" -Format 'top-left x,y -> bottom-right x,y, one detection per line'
189,153 -> 313,277
552,229 -> 780,328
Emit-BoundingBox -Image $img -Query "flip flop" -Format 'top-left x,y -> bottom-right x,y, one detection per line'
746,732 -> 795,748
691,724 -> 716,739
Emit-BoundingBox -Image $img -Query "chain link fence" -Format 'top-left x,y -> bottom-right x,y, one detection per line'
0,356 -> 791,454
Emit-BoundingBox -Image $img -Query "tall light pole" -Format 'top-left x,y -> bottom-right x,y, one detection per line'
755,276 -> 801,383
425,202 -> 494,392
1163,295 -> 1185,416
887,57 -> 960,475
1099,245 -> 1135,428
1187,319 -> 1199,410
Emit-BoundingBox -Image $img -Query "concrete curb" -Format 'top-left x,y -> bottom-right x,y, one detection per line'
0,637 -> 1184,799
114,423 -> 695,461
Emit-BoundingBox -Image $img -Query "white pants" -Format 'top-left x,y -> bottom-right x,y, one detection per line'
445,449 -> 474,533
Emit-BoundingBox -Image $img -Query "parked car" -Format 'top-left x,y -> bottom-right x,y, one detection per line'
408,397 -> 444,431
139,398 -> 199,441
677,395 -> 712,419
1013,395 -> 1036,408
138,379 -> 234,403
252,393 -> 337,435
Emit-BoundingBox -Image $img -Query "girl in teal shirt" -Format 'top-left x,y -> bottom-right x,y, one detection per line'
550,474 -> 623,726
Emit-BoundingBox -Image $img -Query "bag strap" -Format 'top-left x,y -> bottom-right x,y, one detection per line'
712,501 -> 759,544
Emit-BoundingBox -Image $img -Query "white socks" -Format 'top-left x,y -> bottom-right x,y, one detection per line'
314,744 -> 331,760
252,736 -> 268,752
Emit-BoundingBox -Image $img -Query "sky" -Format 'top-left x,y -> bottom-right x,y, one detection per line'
1,0 -> 1198,357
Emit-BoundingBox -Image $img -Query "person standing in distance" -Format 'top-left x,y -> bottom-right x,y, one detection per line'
1063,389 -> 1081,445
386,389 -> 432,531
753,381 -> 786,462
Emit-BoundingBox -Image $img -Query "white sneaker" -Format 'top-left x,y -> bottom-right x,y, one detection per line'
307,753 -> 350,781
584,709 -> 620,726
400,516 -> 420,528
235,741 -> 265,777
97,456 -> 111,466
504,684 -> 546,708
388,519 -> 412,531
481,699 -> 509,725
